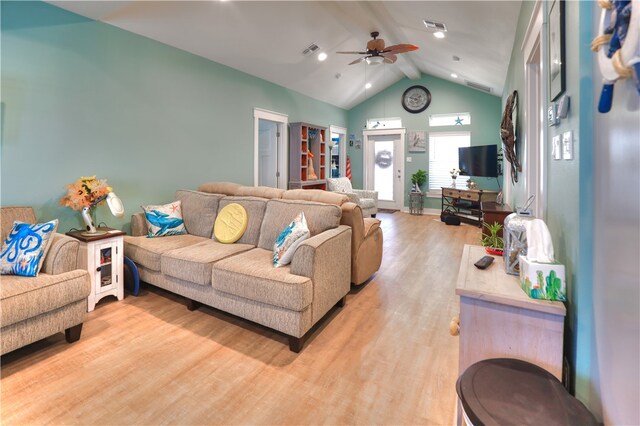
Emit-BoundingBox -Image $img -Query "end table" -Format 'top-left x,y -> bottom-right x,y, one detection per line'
409,192 -> 425,215
67,228 -> 125,311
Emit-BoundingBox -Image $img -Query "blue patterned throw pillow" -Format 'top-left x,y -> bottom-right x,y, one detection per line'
273,212 -> 310,268
0,219 -> 59,277
142,201 -> 187,238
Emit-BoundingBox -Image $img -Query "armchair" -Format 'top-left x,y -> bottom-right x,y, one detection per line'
1,207 -> 91,355
327,177 -> 378,218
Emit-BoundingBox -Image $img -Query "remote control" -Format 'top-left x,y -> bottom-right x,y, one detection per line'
474,256 -> 495,269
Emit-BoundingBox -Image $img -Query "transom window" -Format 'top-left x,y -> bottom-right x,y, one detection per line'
428,132 -> 471,195
429,112 -> 471,127
366,117 -> 402,129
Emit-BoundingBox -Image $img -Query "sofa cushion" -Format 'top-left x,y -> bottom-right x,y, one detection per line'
142,201 -> 187,237
258,199 -> 341,250
236,186 -> 285,199
0,269 -> 89,327
124,234 -> 206,271
282,189 -> 349,206
175,190 -> 224,238
1,207 -> 36,243
161,240 -> 253,286
197,182 -> 242,196
217,196 -> 267,246
0,219 -> 58,277
212,248 -> 312,311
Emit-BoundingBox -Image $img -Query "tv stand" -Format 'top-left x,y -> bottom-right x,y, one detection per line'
441,187 -> 498,227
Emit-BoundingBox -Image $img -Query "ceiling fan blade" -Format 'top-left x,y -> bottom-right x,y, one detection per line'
336,51 -> 368,55
383,44 -> 419,54
382,54 -> 397,64
349,57 -> 367,65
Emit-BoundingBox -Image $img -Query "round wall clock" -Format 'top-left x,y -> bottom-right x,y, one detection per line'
401,85 -> 432,113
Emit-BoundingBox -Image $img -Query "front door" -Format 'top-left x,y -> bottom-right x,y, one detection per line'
364,129 -> 405,210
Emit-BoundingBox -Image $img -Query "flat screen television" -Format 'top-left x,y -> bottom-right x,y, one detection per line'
458,145 -> 498,178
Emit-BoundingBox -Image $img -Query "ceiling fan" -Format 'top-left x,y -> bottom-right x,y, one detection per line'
337,31 -> 419,65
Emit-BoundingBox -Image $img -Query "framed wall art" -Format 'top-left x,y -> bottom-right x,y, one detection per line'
408,131 -> 427,152
549,0 -> 565,101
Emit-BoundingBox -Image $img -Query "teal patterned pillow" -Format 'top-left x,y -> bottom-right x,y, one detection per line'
273,212 -> 310,268
0,219 -> 59,277
142,201 -> 187,238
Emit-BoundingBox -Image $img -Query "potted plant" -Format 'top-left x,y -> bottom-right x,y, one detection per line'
411,169 -> 427,192
480,222 -> 504,255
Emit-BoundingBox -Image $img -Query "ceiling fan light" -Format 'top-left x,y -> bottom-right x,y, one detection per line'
366,56 -> 384,65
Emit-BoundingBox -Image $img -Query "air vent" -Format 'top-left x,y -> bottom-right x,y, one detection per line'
465,80 -> 492,93
423,20 -> 447,32
302,43 -> 320,56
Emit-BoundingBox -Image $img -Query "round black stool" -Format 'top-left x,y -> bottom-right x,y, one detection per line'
456,358 -> 598,426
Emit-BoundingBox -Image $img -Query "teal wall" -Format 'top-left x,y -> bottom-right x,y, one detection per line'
500,1 -> 640,421
1,1 -> 347,232
346,74 -> 502,209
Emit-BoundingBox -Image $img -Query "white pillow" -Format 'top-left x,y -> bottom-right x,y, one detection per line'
272,212 -> 310,267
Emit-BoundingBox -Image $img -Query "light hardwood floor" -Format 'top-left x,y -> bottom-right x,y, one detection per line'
1,212 -> 482,425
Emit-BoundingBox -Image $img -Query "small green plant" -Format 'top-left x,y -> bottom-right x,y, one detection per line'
411,169 -> 427,191
480,222 -> 504,250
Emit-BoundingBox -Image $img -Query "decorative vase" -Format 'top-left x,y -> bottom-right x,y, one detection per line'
451,176 -> 457,188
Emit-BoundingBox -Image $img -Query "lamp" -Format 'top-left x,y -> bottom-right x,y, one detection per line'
366,56 -> 384,65
81,192 -> 125,236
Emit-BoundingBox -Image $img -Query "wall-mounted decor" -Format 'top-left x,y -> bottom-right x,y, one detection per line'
401,85 -> 431,113
500,90 -> 521,184
549,0 -> 565,101
408,131 -> 427,152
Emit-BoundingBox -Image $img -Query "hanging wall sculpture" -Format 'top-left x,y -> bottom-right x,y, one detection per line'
500,90 -> 521,184
591,0 -> 640,113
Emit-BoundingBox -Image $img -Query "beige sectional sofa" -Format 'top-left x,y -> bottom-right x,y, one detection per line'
1,207 -> 91,355
124,189 -> 353,352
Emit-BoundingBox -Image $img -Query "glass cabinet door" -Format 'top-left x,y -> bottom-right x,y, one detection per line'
95,241 -> 116,293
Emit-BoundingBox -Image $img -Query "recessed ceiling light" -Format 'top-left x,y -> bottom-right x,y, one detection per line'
434,31 -> 445,39
318,52 -> 327,61
451,73 -> 458,78
365,83 -> 372,89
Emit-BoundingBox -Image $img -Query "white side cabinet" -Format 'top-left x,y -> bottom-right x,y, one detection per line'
67,228 -> 125,312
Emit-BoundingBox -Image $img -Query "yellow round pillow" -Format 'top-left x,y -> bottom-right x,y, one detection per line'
214,203 -> 248,244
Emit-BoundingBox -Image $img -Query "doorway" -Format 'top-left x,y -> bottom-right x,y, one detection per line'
328,125 -> 347,178
253,108 -> 288,188
363,128 -> 405,210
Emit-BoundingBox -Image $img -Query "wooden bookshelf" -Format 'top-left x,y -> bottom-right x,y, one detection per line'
289,122 -> 327,190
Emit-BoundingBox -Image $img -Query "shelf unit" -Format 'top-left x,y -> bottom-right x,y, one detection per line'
441,187 -> 498,227
289,122 -> 327,190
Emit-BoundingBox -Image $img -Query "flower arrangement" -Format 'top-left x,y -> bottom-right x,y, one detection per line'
450,168 -> 460,178
59,176 -> 112,211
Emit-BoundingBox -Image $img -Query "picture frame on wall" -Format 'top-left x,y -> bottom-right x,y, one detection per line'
408,131 -> 427,152
549,0 -> 565,101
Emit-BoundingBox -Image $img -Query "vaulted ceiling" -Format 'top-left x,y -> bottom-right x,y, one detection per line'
48,1 -> 522,110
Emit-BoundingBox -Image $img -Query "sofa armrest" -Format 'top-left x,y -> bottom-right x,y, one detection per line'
131,212 -> 148,237
41,233 -> 80,275
291,225 -> 352,323
352,189 -> 378,203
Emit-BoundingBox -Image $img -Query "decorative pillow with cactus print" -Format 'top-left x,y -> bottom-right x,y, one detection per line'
142,201 -> 187,238
273,212 -> 310,267
0,219 -> 59,277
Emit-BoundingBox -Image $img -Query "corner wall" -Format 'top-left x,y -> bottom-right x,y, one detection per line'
1,1 -> 347,232
346,74 -> 502,210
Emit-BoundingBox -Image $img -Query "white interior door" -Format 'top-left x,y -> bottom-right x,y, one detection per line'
253,108 -> 288,188
258,120 -> 278,187
364,129 -> 405,210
